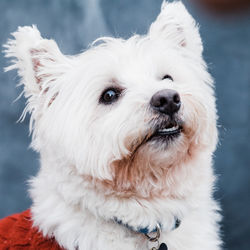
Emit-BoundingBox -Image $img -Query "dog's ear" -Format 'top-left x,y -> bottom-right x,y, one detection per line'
149,1 -> 203,56
4,26 -> 71,117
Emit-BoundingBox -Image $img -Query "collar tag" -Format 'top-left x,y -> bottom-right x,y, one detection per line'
147,224 -> 168,250
158,243 -> 168,250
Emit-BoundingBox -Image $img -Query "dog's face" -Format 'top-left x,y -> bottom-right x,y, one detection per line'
5,2 -> 217,199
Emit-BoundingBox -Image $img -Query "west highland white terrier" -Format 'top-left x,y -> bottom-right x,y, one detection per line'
1,1 -> 221,250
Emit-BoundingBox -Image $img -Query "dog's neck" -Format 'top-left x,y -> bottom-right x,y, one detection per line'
29,152 -> 212,249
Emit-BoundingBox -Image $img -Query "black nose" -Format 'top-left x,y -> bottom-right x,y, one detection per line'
150,89 -> 181,116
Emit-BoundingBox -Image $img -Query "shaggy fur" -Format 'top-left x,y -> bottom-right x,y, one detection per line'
4,1 -> 221,249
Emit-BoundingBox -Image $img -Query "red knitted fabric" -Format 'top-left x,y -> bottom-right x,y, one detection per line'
0,209 -> 63,249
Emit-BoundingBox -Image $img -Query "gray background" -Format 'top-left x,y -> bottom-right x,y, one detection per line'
0,0 -> 249,249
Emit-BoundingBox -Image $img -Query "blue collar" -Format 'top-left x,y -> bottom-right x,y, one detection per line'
114,217 -> 181,235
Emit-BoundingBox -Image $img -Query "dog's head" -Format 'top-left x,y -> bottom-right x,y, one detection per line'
4,1 -> 217,200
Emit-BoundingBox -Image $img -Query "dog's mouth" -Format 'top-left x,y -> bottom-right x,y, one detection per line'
156,124 -> 182,136
148,119 -> 183,142
129,118 -> 184,156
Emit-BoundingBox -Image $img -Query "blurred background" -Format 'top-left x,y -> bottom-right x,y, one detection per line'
0,0 -> 249,249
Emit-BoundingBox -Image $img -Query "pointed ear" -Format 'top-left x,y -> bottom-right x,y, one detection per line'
149,1 -> 203,56
4,26 -> 71,111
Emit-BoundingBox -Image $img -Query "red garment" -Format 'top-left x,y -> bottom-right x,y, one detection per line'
0,209 -> 63,249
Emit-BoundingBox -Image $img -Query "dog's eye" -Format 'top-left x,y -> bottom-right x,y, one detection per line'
100,88 -> 121,104
162,74 -> 173,81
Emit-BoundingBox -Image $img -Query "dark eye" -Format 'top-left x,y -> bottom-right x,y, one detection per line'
100,88 -> 121,104
162,74 -> 173,81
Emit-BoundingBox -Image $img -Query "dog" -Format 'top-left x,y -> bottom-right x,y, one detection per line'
1,1 -> 221,249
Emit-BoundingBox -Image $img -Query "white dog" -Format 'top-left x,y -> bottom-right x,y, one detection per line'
2,1 -> 221,249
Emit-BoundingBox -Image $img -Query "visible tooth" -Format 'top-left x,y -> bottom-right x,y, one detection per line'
159,126 -> 179,132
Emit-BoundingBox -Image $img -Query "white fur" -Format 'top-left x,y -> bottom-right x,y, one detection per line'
4,1 -> 222,250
